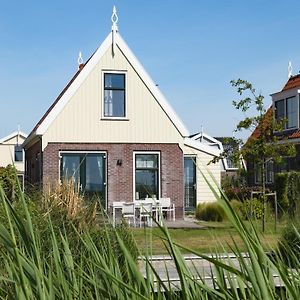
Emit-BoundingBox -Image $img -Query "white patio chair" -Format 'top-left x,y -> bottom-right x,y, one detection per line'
122,202 -> 136,227
139,201 -> 153,227
111,201 -> 125,227
159,198 -> 175,222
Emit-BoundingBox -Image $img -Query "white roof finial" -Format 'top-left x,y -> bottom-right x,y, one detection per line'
111,5 -> 118,32
111,6 -> 118,56
78,51 -> 83,68
288,61 -> 293,78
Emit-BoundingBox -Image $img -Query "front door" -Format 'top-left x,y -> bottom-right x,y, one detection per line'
61,153 -> 106,209
184,157 -> 196,211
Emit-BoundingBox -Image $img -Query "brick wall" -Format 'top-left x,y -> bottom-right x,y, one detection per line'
43,143 -> 184,218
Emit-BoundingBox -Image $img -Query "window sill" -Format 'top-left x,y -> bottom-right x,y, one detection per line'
101,117 -> 129,121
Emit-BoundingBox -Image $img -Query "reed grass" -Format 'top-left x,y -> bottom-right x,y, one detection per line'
0,175 -> 299,299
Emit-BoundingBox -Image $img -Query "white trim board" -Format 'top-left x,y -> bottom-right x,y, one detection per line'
34,31 -> 189,138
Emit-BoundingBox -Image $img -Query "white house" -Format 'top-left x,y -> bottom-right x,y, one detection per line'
0,130 -> 27,183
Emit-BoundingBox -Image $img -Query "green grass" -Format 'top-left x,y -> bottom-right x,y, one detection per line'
132,220 -> 287,254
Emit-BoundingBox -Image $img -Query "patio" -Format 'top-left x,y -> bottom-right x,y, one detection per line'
110,198 -> 176,227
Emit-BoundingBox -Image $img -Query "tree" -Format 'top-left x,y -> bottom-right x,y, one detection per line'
218,79 -> 296,231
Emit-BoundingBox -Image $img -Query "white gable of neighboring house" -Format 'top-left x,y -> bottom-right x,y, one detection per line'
0,131 -> 27,172
190,132 -> 226,171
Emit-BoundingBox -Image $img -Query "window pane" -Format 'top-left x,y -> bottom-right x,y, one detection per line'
61,155 -> 80,186
135,169 -> 158,199
266,161 -> 274,183
85,155 -> 105,192
287,96 -> 297,128
104,74 -> 125,89
136,154 -> 158,168
275,100 -> 285,121
104,90 -> 125,117
14,145 -> 23,162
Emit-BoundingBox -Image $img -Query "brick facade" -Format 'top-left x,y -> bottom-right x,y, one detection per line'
42,142 -> 184,218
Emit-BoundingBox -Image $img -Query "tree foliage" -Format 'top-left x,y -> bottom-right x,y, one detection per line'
214,79 -> 295,171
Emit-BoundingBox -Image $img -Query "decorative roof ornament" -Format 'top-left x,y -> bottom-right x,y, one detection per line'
111,5 -> 118,56
78,51 -> 84,69
288,61 -> 293,78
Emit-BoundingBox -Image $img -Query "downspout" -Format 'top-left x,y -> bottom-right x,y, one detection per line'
39,136 -> 43,187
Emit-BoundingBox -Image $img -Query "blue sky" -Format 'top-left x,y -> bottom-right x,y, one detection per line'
1,1 -> 300,139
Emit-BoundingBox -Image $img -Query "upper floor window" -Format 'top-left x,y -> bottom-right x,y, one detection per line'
286,96 -> 297,128
274,96 -> 298,129
14,145 -> 23,162
275,99 -> 284,121
104,73 -> 125,118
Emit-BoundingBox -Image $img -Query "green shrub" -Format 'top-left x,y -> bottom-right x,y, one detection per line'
288,171 -> 300,216
0,165 -> 20,200
278,221 -> 300,267
241,197 -> 264,220
223,185 -> 271,202
195,202 -> 226,222
229,199 -> 244,219
274,173 -> 289,212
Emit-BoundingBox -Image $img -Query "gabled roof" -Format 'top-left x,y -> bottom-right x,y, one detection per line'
189,132 -> 244,169
184,138 -> 221,157
190,132 -> 223,147
282,74 -> 300,91
23,31 -> 189,147
246,105 -> 300,143
0,131 -> 27,144
247,106 -> 273,143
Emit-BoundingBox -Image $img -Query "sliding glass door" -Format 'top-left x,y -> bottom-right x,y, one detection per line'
61,153 -> 106,208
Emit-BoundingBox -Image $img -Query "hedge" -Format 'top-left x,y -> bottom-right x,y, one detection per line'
274,171 -> 300,215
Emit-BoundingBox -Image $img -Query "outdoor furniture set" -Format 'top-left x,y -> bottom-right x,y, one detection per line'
111,198 -> 176,227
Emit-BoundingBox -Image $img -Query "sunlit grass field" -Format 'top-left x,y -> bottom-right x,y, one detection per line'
132,220 -> 287,254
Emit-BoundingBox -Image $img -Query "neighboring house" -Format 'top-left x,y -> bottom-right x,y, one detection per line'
247,71 -> 300,186
22,8 -> 221,217
190,132 -> 244,179
0,131 -> 27,184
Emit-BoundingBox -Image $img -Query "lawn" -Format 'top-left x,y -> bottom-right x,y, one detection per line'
131,220 -> 287,255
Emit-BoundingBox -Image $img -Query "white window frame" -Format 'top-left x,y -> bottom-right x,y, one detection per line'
101,70 -> 128,120
58,151 -> 108,208
14,145 -> 24,163
133,151 -> 161,200
286,96 -> 298,129
274,94 -> 299,131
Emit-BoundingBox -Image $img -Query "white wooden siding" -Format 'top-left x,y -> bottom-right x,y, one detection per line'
42,45 -> 183,150
183,145 -> 220,204
0,144 -> 25,172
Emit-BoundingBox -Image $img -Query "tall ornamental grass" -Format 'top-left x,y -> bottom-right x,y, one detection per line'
0,175 -> 299,299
